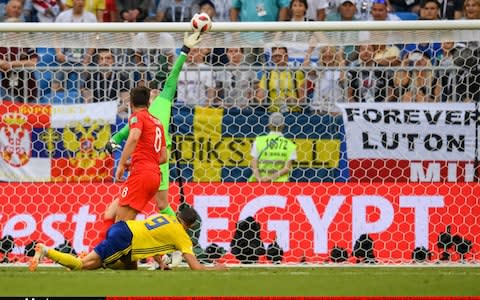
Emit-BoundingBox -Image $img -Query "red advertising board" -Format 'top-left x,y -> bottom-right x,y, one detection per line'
0,182 -> 478,263
350,159 -> 478,183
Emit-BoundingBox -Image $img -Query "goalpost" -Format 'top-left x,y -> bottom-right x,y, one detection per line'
0,21 -> 479,265
0,20 -> 479,48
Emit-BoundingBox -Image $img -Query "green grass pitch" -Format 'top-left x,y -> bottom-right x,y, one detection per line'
1,266 -> 479,296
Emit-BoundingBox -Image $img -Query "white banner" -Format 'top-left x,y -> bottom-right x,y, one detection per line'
51,101 -> 118,128
337,103 -> 477,160
0,158 -> 51,182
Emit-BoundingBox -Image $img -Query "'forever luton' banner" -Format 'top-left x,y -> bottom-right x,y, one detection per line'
337,103 -> 478,182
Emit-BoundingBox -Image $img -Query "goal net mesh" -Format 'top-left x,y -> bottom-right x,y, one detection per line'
0,23 -> 479,265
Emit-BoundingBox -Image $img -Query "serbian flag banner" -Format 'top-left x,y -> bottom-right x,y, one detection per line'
0,101 -> 117,182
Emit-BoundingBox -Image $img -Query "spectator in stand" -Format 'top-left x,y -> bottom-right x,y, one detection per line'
117,0 -> 149,22
326,0 -> 358,22
419,0 -> 441,18
230,0 -> 290,65
400,0 -> 442,64
81,48 -> 130,103
434,41 -> 458,102
438,0 -> 464,19
110,3 -> 150,85
23,0 -> 35,21
322,0 -> 390,18
0,48 -> 38,103
3,0 -> 34,22
305,46 -> 346,115
306,0 -> 327,20
393,51 -> 436,102
230,0 -> 289,21
1,0 -> 25,21
324,0 -> 359,63
198,0 -> 214,16
440,0 -> 480,103
347,44 -> 390,102
32,0 -> 63,22
460,0 -> 480,49
373,44 -> 402,102
117,86 -> 129,120
463,0 -> 480,19
54,0 -> 96,91
214,47 -> 266,109
208,0 -> 229,21
39,79 -> 80,104
111,46 -> 140,80
289,0 -> 314,58
102,0 -> 117,21
64,0 -> 104,21
259,47 -> 306,113
134,31 -> 176,89
176,47 -> 216,106
375,44 -> 402,67
455,0 -> 480,102
291,0 -> 314,22
200,0 -> 228,66
156,0 -> 199,22
273,0 -> 315,65
0,2 -> 38,102
369,0 -> 401,19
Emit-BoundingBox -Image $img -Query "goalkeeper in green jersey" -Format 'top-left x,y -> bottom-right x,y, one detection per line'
100,32 -> 202,239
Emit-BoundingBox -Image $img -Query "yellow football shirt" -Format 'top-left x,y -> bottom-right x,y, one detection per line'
65,0 -> 105,15
259,70 -> 305,111
126,214 -> 194,261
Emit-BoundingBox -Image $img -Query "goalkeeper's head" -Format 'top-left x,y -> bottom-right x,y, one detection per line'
177,206 -> 199,229
130,86 -> 151,109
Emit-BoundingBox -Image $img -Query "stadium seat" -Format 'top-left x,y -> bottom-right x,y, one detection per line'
395,12 -> 419,20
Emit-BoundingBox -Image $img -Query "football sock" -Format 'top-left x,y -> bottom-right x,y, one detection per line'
160,206 -> 176,218
47,249 -> 82,270
99,218 -> 114,240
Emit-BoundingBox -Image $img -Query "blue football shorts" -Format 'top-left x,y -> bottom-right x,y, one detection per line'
94,221 -> 133,265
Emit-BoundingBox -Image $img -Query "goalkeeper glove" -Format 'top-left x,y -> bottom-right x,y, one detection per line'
105,139 -> 121,155
181,32 -> 202,55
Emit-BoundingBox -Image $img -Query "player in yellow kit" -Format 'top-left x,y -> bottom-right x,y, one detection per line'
28,207 -> 226,271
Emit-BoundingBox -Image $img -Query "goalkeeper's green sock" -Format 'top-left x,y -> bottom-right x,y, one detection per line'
160,205 -> 176,218
47,249 -> 83,270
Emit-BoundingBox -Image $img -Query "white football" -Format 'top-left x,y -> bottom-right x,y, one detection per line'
190,12 -> 212,33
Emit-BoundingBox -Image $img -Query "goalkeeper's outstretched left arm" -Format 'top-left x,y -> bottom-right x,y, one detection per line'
154,32 -> 202,103
108,32 -> 203,149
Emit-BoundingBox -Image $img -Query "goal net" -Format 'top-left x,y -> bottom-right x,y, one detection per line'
0,21 -> 479,265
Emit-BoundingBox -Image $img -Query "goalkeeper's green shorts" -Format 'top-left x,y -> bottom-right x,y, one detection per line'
159,162 -> 169,191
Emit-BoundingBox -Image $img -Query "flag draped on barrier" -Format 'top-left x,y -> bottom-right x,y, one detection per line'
0,101 -> 117,182
172,106 -> 348,182
337,103 -> 478,182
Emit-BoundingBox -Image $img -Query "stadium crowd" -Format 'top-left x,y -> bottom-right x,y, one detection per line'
0,0 -> 479,114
